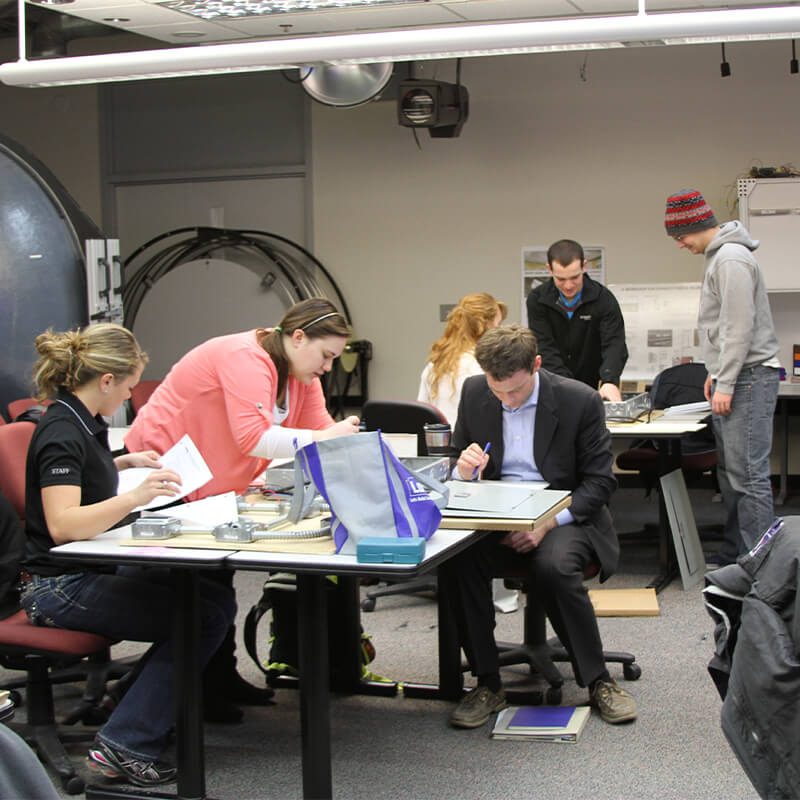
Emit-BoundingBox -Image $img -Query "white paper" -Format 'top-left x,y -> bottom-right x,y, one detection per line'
117,434 -> 213,511
662,401 -> 711,416
443,481 -> 569,519
144,491 -> 238,529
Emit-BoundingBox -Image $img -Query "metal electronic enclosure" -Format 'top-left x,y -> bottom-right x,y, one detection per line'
738,177 -> 800,292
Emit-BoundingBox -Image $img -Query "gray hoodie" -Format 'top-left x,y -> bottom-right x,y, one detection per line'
699,220 -> 779,394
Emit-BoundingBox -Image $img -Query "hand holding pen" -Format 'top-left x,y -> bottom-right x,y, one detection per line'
457,441 -> 491,481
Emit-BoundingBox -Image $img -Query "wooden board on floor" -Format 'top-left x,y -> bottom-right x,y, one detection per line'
588,588 -> 660,616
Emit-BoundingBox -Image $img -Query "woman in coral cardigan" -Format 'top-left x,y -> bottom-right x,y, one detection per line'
126,297 -> 360,720
126,297 -> 359,501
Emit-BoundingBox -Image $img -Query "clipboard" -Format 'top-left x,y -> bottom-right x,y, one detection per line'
439,482 -> 571,530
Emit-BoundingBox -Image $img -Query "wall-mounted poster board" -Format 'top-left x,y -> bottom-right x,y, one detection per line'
608,283 -> 702,381
738,177 -> 800,292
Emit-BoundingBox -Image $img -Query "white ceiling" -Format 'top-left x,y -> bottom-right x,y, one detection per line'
34,0 -> 798,46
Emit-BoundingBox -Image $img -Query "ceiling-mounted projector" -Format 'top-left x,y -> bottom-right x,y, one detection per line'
397,78 -> 469,138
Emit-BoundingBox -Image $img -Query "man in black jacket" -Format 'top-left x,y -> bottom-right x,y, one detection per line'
526,239 -> 627,402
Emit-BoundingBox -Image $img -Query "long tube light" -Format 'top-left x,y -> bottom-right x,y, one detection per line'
2,5 -> 800,86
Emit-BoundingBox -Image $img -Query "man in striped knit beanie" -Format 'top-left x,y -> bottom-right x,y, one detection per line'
665,189 -> 781,563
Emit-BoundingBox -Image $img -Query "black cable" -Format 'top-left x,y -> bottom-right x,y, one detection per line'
281,67 -> 312,84
123,227 -> 352,329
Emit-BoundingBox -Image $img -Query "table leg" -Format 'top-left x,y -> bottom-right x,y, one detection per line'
173,569 -> 205,800
330,576 -> 364,694
296,574 -> 332,800
776,397 -> 789,506
402,571 -> 464,701
268,577 -> 397,697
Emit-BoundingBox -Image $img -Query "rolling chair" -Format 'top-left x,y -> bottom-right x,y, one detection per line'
492,561 -> 641,705
360,399 -> 450,612
129,379 -> 161,418
0,421 -> 115,795
5,397 -> 51,423
616,362 -> 717,495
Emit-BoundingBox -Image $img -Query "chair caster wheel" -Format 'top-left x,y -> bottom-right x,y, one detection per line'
62,774 -> 85,795
545,686 -> 562,705
361,597 -> 376,612
623,663 -> 642,681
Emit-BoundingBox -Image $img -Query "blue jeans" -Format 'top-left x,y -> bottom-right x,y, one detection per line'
20,567 -> 236,760
712,364 -> 779,557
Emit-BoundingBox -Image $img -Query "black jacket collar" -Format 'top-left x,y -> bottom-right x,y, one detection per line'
53,388 -> 108,437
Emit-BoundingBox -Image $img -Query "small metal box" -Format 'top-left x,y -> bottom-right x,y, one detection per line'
132,517 -> 181,540
213,518 -> 259,543
603,392 -> 652,422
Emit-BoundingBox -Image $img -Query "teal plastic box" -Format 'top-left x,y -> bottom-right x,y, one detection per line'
356,537 -> 427,564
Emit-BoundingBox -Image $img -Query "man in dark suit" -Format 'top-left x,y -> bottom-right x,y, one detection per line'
440,324 -> 636,728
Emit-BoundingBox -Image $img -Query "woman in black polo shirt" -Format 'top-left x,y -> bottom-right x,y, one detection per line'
20,323 -> 236,788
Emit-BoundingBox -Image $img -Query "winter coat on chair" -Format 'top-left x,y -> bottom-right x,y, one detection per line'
704,516 -> 800,800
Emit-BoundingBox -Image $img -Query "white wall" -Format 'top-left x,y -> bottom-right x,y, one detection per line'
311,43 -> 800,405
2,37 -> 799,469
0,41 -> 102,223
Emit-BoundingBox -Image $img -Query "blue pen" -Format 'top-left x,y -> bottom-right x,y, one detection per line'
471,442 -> 491,481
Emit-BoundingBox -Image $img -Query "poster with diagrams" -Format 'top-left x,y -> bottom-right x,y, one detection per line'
608,282 -> 703,381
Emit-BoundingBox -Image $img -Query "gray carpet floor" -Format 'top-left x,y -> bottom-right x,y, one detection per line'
7,485 -> 798,800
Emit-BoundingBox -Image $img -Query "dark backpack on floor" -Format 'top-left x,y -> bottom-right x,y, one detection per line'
0,489 -> 25,618
243,574 -> 377,685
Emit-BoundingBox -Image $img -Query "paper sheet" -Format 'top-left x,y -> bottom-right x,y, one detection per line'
117,434 -> 213,511
144,492 -> 238,529
662,401 -> 711,416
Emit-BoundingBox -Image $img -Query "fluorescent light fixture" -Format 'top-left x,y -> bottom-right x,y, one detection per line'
3,5 -> 800,86
160,0 -> 422,21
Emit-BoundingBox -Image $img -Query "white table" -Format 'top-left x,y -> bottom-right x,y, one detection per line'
52,526 -> 480,800
107,427 -> 129,454
52,529 -> 234,800
225,529 -> 479,800
607,410 -> 711,591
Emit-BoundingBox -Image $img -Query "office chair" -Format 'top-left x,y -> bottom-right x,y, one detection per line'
5,397 -> 51,423
360,399 -> 450,612
0,421 -> 114,795
129,379 -> 161,417
616,362 -> 717,495
493,562 -> 641,705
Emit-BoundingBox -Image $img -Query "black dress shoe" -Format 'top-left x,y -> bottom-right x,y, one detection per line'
219,671 -> 275,706
203,699 -> 244,724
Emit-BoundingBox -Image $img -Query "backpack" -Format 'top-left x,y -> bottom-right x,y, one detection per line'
243,574 -> 382,686
0,489 -> 25,618
14,405 -> 47,425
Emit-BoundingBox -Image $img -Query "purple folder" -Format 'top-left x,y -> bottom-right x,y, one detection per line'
508,706 -> 574,729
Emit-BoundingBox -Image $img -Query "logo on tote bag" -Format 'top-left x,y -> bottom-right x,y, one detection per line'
405,477 -> 431,503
